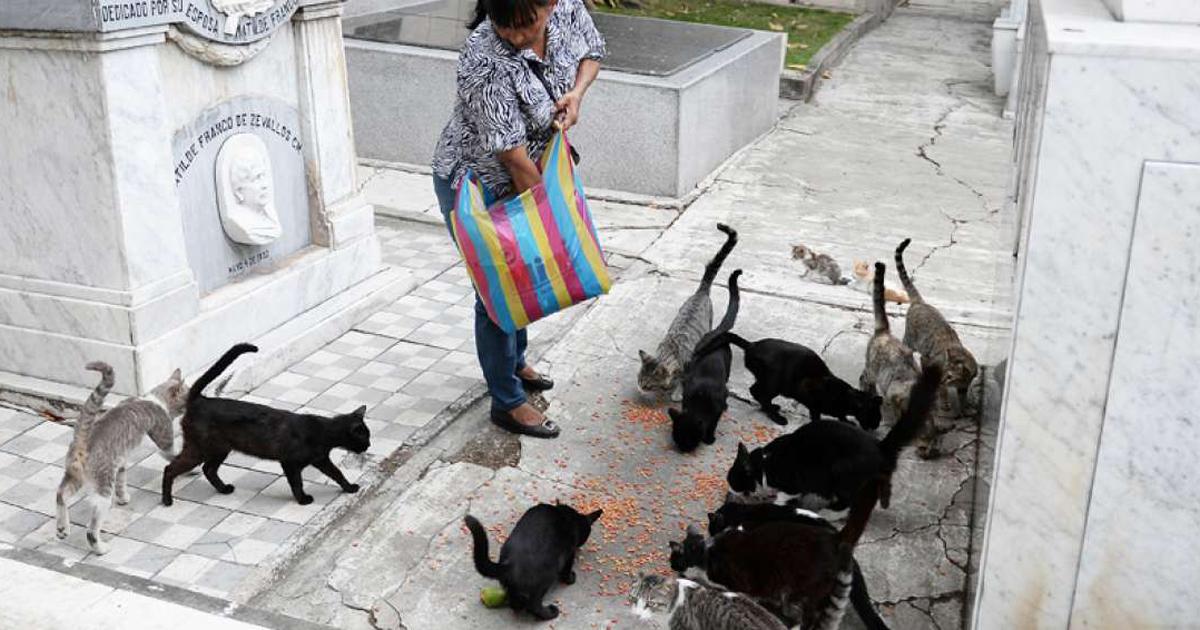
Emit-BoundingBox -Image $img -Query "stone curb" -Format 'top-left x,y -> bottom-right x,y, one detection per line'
779,12 -> 880,101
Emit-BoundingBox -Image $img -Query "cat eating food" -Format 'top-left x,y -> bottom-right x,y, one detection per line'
669,270 -> 742,452
161,343 -> 370,506
464,503 -> 602,620
722,334 -> 881,430
669,479 -> 883,630
639,223 -> 738,400
706,499 -> 891,630
895,238 -> 979,457
727,362 -> 942,510
629,574 -> 787,630
57,362 -> 188,554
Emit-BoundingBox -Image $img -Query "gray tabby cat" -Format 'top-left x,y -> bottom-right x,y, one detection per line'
56,362 -> 188,554
639,223 -> 737,399
630,574 -> 786,630
859,262 -> 927,455
895,238 -> 979,457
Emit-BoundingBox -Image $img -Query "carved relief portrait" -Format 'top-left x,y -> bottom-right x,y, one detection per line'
215,133 -> 282,246
211,0 -> 275,35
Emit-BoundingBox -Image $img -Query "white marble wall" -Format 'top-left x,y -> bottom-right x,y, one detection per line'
974,0 -> 1200,626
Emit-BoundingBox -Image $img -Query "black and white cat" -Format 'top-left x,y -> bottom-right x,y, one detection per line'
629,574 -> 787,630
162,343 -> 370,506
726,363 -> 942,510
706,500 -> 891,630
464,503 -> 602,620
669,480 -> 883,629
669,270 -> 742,452
722,334 -> 881,429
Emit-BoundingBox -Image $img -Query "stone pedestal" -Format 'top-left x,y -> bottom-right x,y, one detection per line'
0,0 -> 404,398
974,0 -> 1200,626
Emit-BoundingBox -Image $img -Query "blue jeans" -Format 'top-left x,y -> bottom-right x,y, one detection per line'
433,174 -> 528,412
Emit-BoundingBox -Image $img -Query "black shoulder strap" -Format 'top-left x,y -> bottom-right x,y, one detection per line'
525,58 -> 582,165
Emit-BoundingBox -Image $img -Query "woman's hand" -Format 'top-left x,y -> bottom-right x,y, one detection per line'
554,89 -> 583,131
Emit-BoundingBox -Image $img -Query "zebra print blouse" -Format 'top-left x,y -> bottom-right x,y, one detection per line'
431,0 -> 606,197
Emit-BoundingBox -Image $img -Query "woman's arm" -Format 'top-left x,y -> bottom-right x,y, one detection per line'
555,59 -> 600,130
498,145 -> 542,194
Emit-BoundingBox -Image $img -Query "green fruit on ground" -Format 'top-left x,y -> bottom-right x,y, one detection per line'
480,586 -> 507,608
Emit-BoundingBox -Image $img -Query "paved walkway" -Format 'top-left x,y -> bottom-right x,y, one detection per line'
254,6 -> 1013,630
0,4 -> 1010,628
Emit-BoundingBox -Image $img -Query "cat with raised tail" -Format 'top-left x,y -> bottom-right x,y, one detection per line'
727,363 -> 943,510
57,362 -> 188,554
639,223 -> 738,400
670,478 -> 886,630
722,333 -> 881,430
860,262 -> 923,436
162,343 -> 370,506
895,238 -> 979,457
629,574 -> 787,630
464,503 -> 602,620
669,270 -> 742,452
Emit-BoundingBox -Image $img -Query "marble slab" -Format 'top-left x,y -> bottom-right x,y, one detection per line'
1069,162 -> 1200,627
172,96 -> 312,294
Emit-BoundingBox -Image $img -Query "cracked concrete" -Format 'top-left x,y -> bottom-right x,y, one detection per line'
251,4 -> 1012,629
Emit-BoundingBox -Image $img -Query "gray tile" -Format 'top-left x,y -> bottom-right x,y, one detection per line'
248,518 -> 299,544
194,559 -> 252,596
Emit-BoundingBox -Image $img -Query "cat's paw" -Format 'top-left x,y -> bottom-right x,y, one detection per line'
217,484 -> 236,495
115,494 -> 130,506
560,570 -> 576,585
161,496 -> 174,507
768,413 -> 789,426
342,483 -> 360,494
56,526 -> 69,540
534,605 -> 560,620
297,494 -> 314,505
87,533 -> 109,555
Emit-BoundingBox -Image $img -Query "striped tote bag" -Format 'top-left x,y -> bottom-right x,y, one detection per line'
450,130 -> 612,334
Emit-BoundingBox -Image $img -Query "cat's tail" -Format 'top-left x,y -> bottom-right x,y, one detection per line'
894,238 -> 924,304
690,270 -> 743,360
189,343 -> 258,404
872,262 -> 890,334
722,332 -> 751,350
877,363 -> 943,465
837,478 -> 880,549
69,362 -> 115,472
850,560 -> 891,630
698,224 -> 738,291
463,515 -> 503,579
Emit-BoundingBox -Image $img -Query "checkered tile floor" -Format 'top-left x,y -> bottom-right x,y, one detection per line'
0,220 -> 501,601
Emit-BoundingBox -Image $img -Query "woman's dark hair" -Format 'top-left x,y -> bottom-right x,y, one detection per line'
467,0 -> 550,30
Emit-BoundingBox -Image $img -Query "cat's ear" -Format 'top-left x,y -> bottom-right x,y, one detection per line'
586,509 -> 603,524
668,540 -> 682,554
351,405 -> 367,418
638,350 -> 653,365
685,524 -> 701,539
735,442 -> 749,460
170,368 -> 183,382
666,408 -> 680,422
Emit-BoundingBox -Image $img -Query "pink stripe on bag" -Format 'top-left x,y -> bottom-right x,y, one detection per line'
453,210 -> 497,318
532,185 -> 587,303
489,202 -> 545,322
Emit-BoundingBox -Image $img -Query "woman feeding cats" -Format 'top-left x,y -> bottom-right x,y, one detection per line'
430,0 -> 606,438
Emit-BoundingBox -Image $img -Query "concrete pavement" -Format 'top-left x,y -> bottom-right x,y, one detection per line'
250,5 -> 1013,630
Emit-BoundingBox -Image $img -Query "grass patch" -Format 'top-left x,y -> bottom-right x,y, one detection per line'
596,0 -> 855,68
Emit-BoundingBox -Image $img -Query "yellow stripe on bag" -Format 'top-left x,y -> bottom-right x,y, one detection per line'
553,142 -> 611,293
520,192 -> 573,309
473,204 -> 531,329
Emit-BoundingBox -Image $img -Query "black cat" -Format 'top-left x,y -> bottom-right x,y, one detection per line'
727,363 -> 941,510
464,503 -> 603,620
162,343 -> 370,506
670,270 -> 742,453
707,499 -> 891,630
723,335 -> 882,430
670,481 -> 883,629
